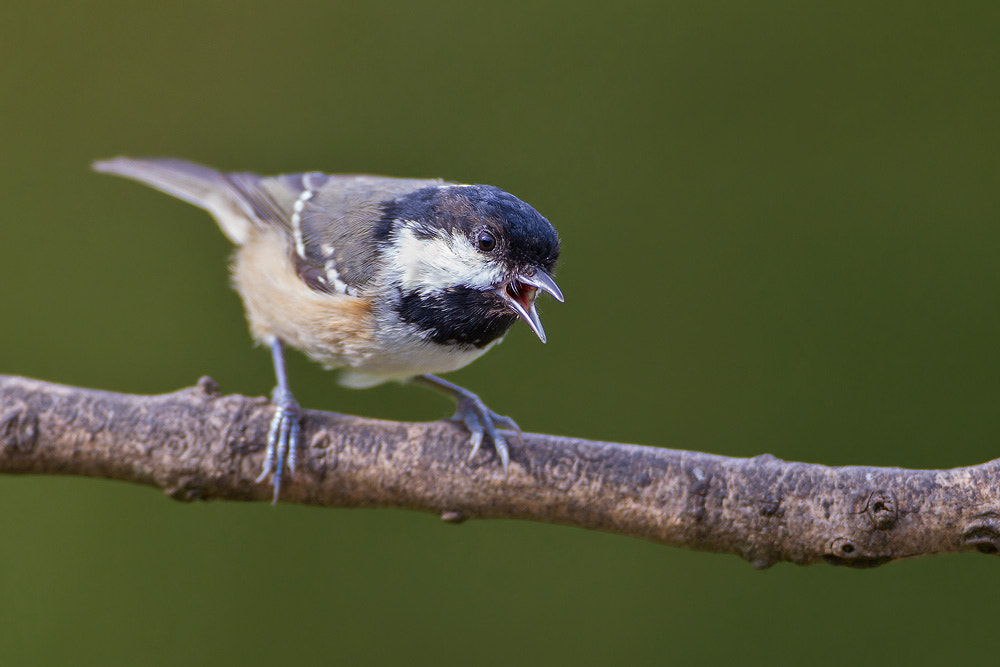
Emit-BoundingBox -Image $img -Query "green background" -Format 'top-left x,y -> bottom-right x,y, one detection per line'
2,1 -> 999,665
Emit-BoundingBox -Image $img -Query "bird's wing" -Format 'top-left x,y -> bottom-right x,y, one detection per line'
263,172 -> 445,293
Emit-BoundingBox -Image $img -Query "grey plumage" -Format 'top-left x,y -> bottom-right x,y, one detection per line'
283,173 -> 445,291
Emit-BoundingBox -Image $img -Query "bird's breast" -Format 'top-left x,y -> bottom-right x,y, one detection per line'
394,287 -> 517,349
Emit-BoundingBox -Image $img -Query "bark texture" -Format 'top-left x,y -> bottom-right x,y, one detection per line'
1,374 -> 998,568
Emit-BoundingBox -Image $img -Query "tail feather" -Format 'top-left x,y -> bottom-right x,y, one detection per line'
93,157 -> 253,244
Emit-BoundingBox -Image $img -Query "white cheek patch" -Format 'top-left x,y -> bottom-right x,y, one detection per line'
391,225 -> 504,294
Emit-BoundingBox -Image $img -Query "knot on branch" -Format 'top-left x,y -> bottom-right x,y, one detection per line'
961,511 -> 1000,555
543,451 -> 583,491
165,474 -> 208,502
308,430 -> 338,473
195,376 -> 221,397
683,466 -> 712,522
822,537 -> 892,569
865,489 -> 898,529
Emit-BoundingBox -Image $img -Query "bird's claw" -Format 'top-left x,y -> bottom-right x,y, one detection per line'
256,386 -> 302,503
453,395 -> 520,473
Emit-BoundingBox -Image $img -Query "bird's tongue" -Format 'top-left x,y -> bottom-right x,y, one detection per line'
507,280 -> 538,312
504,280 -> 546,343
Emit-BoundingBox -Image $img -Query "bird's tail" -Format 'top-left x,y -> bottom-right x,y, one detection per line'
93,157 -> 256,244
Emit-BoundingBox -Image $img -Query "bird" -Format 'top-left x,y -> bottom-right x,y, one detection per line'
92,157 -> 563,501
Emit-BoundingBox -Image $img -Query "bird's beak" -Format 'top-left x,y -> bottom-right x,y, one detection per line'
498,270 -> 564,344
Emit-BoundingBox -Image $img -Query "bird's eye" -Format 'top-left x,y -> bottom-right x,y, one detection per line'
477,231 -> 497,252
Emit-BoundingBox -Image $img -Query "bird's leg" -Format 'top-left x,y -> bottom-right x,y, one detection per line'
413,374 -> 520,473
256,337 -> 302,503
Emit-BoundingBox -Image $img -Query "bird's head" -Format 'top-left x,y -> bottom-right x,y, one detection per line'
382,184 -> 562,347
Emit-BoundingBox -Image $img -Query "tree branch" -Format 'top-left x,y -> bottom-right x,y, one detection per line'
1,374 -> 998,568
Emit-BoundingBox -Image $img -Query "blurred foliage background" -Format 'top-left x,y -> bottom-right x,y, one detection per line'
2,1 -> 999,665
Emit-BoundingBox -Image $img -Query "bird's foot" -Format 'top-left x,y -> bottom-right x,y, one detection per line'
451,392 -> 520,473
256,385 -> 302,503
413,374 -> 520,473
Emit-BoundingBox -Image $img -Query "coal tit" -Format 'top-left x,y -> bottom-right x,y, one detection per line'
93,158 -> 563,500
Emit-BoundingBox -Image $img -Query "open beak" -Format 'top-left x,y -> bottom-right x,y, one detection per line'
498,270 -> 564,344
